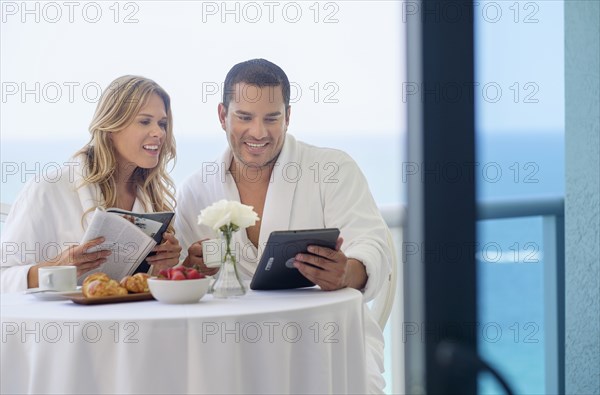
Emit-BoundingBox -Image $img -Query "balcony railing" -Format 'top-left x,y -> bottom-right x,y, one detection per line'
381,195 -> 564,395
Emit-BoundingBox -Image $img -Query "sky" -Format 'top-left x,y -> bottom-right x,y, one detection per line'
1,1 -> 405,142
0,0 -> 565,206
474,0 -> 564,134
1,0 -> 565,144
1,0 -> 565,139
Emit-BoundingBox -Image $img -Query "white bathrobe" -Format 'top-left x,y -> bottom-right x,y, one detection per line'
0,156 -> 150,293
175,134 -> 391,393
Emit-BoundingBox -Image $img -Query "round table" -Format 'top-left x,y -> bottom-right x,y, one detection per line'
1,288 -> 367,394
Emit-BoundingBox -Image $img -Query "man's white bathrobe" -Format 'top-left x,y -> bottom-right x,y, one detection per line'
175,134 -> 392,393
0,156 -> 151,293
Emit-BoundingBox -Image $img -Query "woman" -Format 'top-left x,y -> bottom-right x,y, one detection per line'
0,75 -> 181,292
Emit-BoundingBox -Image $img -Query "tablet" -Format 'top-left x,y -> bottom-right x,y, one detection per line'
250,228 -> 340,290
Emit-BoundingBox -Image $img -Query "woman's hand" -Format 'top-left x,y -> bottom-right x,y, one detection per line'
54,237 -> 112,277
28,237 -> 112,288
147,232 -> 182,272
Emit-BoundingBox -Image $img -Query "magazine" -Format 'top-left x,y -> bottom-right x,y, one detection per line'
78,208 -> 174,282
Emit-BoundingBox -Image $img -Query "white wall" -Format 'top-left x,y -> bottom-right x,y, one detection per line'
565,1 -> 600,393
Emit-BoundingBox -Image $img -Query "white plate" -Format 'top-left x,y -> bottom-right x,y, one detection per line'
25,287 -> 80,301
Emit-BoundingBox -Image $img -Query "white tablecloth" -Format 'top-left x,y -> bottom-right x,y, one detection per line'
1,288 -> 367,394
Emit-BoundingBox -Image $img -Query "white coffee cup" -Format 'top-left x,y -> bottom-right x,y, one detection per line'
202,239 -> 223,268
38,266 -> 77,292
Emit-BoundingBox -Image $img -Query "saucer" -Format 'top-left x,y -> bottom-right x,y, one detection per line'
25,287 -> 80,301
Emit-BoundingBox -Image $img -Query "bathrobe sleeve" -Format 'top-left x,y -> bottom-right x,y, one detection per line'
315,149 -> 392,302
1,168 -> 88,293
1,157 -> 154,293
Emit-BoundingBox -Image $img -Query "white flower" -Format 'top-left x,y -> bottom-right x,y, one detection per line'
198,200 -> 259,232
229,201 -> 260,229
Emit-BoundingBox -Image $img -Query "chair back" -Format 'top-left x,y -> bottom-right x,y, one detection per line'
370,228 -> 399,329
0,202 -> 11,224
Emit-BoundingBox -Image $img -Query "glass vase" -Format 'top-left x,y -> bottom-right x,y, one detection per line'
210,235 -> 246,298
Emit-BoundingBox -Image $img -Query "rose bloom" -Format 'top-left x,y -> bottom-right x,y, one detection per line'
198,200 -> 259,232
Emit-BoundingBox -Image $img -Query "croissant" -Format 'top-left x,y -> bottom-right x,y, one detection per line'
120,273 -> 149,293
82,272 -> 128,298
83,272 -> 110,288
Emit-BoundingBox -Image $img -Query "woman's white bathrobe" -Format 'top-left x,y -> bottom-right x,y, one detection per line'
175,134 -> 392,393
0,157 -> 149,293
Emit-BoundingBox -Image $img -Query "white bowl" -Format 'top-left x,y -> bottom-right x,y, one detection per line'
148,277 -> 210,304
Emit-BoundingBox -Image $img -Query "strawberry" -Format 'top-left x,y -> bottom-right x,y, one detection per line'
185,268 -> 202,279
157,268 -> 170,279
170,270 -> 186,281
154,266 -> 206,280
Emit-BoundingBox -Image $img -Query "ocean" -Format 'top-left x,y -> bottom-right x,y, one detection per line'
0,131 -> 564,394
476,132 -> 563,395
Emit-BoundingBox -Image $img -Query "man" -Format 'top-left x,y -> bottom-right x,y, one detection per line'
175,59 -> 392,393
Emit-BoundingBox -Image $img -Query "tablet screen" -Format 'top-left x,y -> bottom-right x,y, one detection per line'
250,228 -> 340,290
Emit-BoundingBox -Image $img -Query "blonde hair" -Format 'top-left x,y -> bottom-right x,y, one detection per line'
76,75 -> 176,214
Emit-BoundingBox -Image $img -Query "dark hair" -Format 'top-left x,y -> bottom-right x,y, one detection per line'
222,59 -> 290,111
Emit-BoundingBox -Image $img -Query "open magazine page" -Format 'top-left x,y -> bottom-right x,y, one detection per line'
106,209 -> 174,243
79,208 -> 157,282
105,208 -> 175,275
107,212 -> 163,239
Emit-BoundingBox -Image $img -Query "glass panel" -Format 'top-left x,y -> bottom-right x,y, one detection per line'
474,1 -> 565,394
477,217 -> 545,394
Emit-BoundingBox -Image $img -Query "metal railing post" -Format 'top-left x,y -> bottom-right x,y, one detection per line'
543,213 -> 565,395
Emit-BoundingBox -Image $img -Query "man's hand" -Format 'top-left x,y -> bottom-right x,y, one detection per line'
182,240 -> 220,276
293,237 -> 367,291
